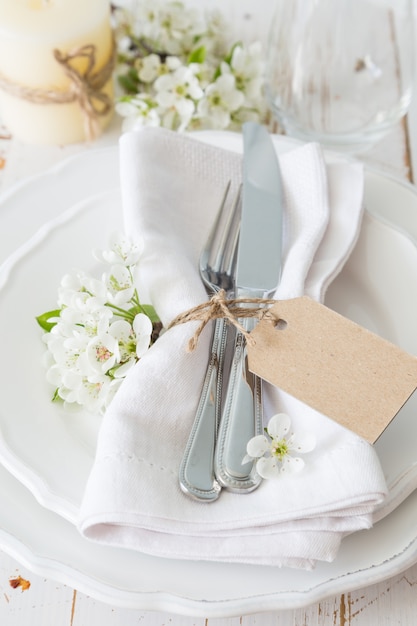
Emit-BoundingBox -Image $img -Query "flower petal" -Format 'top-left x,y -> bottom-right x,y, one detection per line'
133,313 -> 153,357
281,456 -> 305,474
256,456 -> 280,479
267,413 -> 291,439
109,319 -> 132,342
246,434 -> 269,458
112,358 -> 136,378
287,431 -> 316,454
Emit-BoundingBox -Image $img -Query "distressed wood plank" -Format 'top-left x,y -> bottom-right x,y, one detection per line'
0,552 -> 74,626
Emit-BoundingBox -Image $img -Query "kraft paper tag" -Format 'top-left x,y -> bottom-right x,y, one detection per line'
247,296 -> 417,443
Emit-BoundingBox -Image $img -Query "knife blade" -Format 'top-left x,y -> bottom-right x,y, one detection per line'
214,122 -> 284,492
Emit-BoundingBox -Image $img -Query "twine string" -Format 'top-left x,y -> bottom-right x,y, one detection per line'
0,39 -> 115,140
53,43 -> 114,139
168,289 -> 277,352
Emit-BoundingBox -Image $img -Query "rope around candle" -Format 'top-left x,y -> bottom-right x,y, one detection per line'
0,38 -> 116,140
168,289 -> 277,352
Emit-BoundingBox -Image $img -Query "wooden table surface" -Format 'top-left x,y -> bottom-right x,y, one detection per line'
1,2 -> 417,624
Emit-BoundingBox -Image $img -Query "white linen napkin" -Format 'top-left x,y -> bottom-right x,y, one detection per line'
78,127 -> 387,569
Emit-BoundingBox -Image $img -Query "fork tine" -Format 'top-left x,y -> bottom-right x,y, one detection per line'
201,181 -> 231,279
219,186 -> 241,283
202,183 -> 241,292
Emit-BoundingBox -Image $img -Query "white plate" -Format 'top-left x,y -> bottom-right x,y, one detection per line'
0,135 -> 417,615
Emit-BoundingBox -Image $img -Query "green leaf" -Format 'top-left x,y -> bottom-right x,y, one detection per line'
212,64 -> 222,81
188,45 -> 206,64
51,388 -> 61,403
36,309 -> 61,332
224,41 -> 242,65
141,304 -> 160,324
118,94 -> 134,103
118,73 -> 139,95
212,41 -> 243,82
127,303 -> 160,323
128,67 -> 140,81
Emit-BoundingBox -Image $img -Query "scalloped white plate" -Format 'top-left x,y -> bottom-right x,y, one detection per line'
0,134 -> 417,616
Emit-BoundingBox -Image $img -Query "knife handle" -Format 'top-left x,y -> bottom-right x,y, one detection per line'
214,317 -> 263,492
179,318 -> 227,502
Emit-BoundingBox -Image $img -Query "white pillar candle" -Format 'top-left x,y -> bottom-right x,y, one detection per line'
0,0 -> 114,145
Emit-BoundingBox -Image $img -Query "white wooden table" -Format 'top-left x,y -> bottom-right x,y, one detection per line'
1,1 -> 417,623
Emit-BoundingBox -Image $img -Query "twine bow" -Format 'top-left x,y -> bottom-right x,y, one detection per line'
53,43 -> 114,140
168,289 -> 277,352
0,38 -> 115,141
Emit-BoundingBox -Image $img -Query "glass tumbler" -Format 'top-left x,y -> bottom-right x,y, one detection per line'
265,0 -> 414,152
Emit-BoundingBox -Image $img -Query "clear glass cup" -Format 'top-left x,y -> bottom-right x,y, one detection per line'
265,0 -> 414,153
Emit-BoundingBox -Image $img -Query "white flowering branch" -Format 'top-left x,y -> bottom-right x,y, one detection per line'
112,0 -> 268,132
36,233 -> 161,415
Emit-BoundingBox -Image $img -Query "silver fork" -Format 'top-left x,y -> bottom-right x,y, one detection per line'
179,183 -> 241,502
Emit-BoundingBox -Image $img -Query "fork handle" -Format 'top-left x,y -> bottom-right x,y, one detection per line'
179,318 -> 227,501
214,317 -> 263,493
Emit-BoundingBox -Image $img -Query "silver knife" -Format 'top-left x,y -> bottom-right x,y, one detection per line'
214,122 -> 284,492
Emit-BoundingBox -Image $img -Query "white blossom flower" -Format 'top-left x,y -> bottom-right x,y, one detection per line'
197,73 -> 245,129
103,264 -> 135,306
243,413 -> 316,479
138,54 -> 163,83
138,54 -> 182,83
116,34 -> 132,55
109,314 -> 152,364
76,374 -> 113,414
59,304 -> 112,338
51,369 -> 83,404
93,232 -> 143,267
154,65 -> 203,130
57,270 -> 107,311
132,1 -> 205,56
116,96 -> 161,131
223,42 -> 265,100
86,333 -> 120,375
45,334 -> 86,373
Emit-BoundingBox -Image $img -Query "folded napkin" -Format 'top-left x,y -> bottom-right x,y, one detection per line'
78,127 -> 387,569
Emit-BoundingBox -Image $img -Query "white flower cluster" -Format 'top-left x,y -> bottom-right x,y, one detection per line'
113,0 -> 267,132
38,234 -> 160,415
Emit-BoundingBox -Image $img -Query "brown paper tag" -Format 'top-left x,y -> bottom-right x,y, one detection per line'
247,296 -> 417,443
